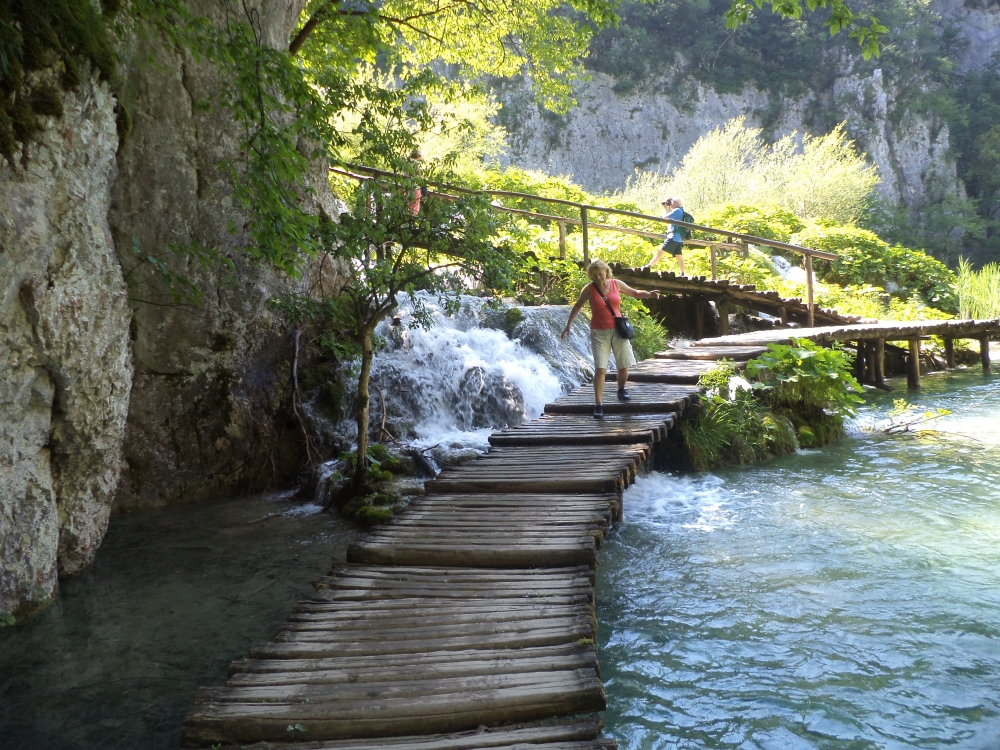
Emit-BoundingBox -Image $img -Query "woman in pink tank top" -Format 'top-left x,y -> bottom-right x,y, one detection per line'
561,259 -> 659,418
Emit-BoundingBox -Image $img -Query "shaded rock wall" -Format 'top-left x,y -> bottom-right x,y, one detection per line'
109,0 -> 330,512
0,71 -> 130,615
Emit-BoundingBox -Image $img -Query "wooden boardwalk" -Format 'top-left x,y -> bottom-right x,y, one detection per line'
183,366 -> 766,748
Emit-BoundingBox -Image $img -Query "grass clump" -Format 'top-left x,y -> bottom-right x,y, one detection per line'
957,260 -> 1000,320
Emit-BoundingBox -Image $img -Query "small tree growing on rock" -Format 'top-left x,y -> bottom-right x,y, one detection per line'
280,157 -> 523,496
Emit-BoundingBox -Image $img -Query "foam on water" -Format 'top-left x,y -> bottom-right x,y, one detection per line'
318,293 -> 593,461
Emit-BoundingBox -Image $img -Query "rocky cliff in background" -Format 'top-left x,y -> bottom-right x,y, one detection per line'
0,0 -> 317,618
497,0 -> 1000,218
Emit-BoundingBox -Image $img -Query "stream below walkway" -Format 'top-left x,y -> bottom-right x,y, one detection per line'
0,494 -> 358,749
598,369 -> 1000,748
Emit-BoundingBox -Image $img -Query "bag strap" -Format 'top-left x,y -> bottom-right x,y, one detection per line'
591,280 -> 620,318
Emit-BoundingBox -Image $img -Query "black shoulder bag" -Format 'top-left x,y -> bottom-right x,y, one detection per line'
593,281 -> 636,340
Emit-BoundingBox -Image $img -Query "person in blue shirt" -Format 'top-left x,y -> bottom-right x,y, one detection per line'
647,197 -> 685,268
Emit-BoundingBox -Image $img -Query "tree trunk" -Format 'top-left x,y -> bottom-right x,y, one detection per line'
353,325 -> 375,492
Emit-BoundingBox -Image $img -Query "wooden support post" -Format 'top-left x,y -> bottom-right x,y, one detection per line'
805,253 -> 815,327
944,337 -> 955,369
874,337 -> 885,387
558,220 -> 566,259
676,253 -> 685,276
981,334 -> 992,373
694,296 -> 705,340
854,341 -> 866,383
718,297 -> 730,336
907,339 -> 921,390
779,306 -> 788,326
710,246 -> 717,281
580,207 -> 589,266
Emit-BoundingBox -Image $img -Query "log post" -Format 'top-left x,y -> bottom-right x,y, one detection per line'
804,253 -> 815,327
718,296 -> 730,336
907,339 -> 921,390
873,337 -> 885,387
694,295 -> 705,340
779,306 -> 788,326
944,337 -> 955,369
558,220 -> 566,259
580,207 -> 590,266
854,341 -> 866,383
710,246 -> 717,281
981,334 -> 992,373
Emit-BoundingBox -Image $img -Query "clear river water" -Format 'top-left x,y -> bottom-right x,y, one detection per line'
598,369 -> 1000,749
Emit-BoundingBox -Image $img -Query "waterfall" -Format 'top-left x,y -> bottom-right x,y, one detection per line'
308,293 -> 595,469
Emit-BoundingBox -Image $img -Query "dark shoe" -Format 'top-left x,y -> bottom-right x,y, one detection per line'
593,404 -> 604,419
617,388 -> 631,401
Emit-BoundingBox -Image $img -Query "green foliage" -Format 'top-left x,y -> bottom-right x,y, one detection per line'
723,0 -> 885,60
745,338 -> 863,418
683,245 -> 783,288
0,611 -> 14,627
791,225 -> 958,311
680,360 -> 797,470
0,0 -> 118,158
695,204 -> 806,243
957,259 -> 1000,320
641,118 -> 878,225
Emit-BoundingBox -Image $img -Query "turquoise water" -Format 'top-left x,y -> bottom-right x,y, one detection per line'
598,371 -> 1000,749
0,494 -> 357,749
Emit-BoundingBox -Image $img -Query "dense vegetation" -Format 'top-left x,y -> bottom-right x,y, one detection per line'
680,340 -> 862,469
586,0 -> 1000,266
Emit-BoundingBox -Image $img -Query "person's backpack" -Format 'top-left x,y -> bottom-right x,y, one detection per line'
674,210 -> 695,241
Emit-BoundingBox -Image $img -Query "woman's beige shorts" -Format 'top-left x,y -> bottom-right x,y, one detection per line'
590,328 -> 637,370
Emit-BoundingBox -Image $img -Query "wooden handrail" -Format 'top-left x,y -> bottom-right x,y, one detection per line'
333,162 -> 839,261
331,162 -> 829,323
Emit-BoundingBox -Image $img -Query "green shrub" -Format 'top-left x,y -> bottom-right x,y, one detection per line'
745,339 -> 863,419
694,204 -> 806,243
791,226 -> 957,312
680,360 -> 793,470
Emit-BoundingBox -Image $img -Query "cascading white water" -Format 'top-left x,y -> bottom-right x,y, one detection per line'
315,293 -> 594,467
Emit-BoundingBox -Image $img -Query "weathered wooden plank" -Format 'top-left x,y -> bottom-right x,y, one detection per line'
231,717 -> 607,750
249,630 -> 600,660
275,616 -> 596,643
424,477 -> 625,494
182,672 -> 607,745
229,643 -> 598,675
654,345 -> 767,361
347,541 -> 598,569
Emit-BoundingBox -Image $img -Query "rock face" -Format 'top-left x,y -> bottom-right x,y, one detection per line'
1,1 -> 326,615
0,72 -> 131,615
108,0 -> 327,511
497,65 -> 962,212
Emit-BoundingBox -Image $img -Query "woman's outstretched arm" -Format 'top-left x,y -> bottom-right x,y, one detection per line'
561,285 -> 592,339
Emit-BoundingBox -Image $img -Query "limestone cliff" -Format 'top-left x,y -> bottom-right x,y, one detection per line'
108,0 -> 311,511
0,0 -> 325,617
1,70 -> 130,615
497,66 -> 962,212
498,0 -> 1000,216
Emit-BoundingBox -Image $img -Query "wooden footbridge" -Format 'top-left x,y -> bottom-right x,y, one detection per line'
180,352 -> 727,748
181,312 -> 998,747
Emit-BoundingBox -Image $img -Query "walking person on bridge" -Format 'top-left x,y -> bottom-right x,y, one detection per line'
561,259 -> 659,419
647,196 -> 687,268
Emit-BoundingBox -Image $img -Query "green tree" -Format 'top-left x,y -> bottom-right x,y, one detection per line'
280,168 -> 522,493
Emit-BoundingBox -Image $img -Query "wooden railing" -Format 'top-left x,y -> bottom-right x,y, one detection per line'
331,163 -> 839,325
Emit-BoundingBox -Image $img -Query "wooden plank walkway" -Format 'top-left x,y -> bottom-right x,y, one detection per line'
182,369 -> 710,747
